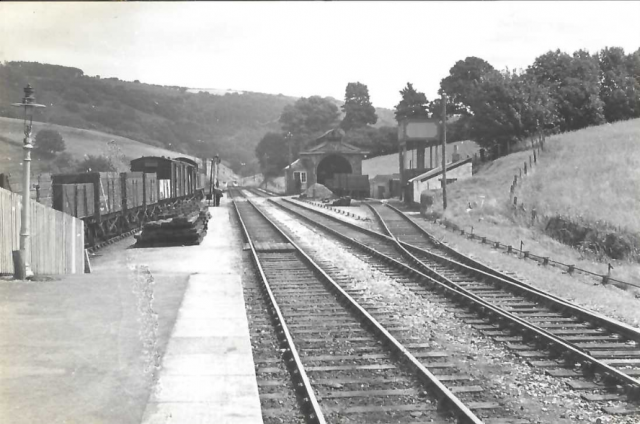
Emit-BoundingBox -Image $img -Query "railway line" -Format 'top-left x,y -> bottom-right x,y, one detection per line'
266,198 -> 640,416
234,198 -> 516,424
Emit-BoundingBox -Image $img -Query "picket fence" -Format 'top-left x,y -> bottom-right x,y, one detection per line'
0,187 -> 84,275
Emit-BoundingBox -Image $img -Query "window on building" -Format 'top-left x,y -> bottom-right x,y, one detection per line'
294,171 -> 307,183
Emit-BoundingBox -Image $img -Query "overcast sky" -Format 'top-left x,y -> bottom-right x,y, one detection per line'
1,2 -> 638,109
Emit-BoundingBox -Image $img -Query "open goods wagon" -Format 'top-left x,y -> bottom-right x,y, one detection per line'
51,156 -> 205,247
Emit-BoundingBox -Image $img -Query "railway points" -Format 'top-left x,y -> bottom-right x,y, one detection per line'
261,196 -> 640,420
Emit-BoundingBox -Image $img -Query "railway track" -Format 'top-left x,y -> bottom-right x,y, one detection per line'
234,198 -> 508,424
269,198 -> 640,416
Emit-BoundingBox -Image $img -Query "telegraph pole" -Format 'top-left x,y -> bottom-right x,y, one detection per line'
441,94 -> 447,210
287,132 -> 293,166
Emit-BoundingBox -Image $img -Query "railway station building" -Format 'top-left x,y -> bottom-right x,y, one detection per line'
284,128 -> 369,197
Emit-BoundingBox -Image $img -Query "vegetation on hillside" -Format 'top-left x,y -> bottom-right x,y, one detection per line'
0,62 -> 397,176
427,119 -> 640,266
0,61 -> 296,173
439,47 -> 640,155
0,116 -> 195,180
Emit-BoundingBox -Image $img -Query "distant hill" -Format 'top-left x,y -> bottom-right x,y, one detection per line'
0,62 -> 397,175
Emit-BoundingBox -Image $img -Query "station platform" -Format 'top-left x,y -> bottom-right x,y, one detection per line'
140,199 -> 263,424
0,198 -> 263,424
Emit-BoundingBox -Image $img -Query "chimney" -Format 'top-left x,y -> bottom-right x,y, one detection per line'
452,144 -> 461,162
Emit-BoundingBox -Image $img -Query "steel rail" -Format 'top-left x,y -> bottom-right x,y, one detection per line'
251,199 -> 485,424
272,199 -> 640,399
233,200 -> 327,424
380,203 -> 640,345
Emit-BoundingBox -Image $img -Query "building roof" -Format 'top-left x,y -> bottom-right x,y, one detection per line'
298,127 -> 369,156
362,140 -> 480,177
300,139 -> 368,156
408,157 -> 473,183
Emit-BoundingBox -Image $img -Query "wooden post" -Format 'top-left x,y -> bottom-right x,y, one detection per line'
441,94 -> 447,210
430,145 -> 433,168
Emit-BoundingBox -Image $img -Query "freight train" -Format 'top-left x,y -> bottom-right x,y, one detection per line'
48,156 -> 210,247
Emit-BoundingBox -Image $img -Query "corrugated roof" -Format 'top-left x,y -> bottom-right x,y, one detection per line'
408,157 -> 473,183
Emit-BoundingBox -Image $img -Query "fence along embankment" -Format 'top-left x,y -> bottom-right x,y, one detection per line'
1,187 -> 84,275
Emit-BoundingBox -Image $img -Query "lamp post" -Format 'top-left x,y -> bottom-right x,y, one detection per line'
11,84 -> 45,279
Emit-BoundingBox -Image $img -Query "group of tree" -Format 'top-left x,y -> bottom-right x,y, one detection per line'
436,47 -> 640,154
256,82 -> 400,176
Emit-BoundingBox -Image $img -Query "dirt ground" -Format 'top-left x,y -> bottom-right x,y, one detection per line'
0,237 -> 189,424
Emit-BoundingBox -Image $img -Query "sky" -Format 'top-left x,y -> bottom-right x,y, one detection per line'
1,2 -> 639,109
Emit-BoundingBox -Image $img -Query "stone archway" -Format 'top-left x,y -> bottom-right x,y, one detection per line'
316,154 -> 352,185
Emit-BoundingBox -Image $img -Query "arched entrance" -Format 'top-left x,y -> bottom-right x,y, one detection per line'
316,154 -> 352,185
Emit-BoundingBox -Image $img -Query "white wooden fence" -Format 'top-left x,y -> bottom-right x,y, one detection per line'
0,187 -> 84,275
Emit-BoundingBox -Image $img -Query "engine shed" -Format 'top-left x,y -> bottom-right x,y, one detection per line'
285,128 -> 369,197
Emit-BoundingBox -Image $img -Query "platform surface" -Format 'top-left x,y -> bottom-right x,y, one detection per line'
141,199 -> 263,424
0,198 -> 262,424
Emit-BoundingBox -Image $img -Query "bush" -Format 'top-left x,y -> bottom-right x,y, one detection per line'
64,102 -> 80,113
34,129 -> 65,157
76,155 -> 116,172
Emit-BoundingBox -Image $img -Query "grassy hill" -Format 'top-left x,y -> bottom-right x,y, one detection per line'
425,118 -> 640,285
0,116 -> 213,190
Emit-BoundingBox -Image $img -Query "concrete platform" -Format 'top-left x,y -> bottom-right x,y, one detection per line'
0,198 -> 262,424
141,200 -> 263,424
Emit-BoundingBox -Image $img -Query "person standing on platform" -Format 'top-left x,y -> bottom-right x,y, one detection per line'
214,187 -> 222,206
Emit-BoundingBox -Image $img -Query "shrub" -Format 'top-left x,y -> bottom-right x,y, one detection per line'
34,129 -> 65,157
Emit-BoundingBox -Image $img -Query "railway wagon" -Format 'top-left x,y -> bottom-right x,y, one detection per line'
324,173 -> 370,199
175,157 -> 200,196
52,172 -> 122,219
50,156 -> 203,247
131,156 -> 202,200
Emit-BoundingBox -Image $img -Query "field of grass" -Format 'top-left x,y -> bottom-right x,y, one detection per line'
520,118 -> 640,234
0,116 -> 198,186
425,118 -> 640,291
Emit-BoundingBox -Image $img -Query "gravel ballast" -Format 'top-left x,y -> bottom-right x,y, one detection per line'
260,199 -> 638,424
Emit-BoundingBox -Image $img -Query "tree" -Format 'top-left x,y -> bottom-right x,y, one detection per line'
340,82 -> 377,131
440,57 -> 495,115
598,47 -> 640,122
454,69 -> 555,153
279,96 -> 341,136
76,155 -> 116,173
34,129 -> 66,157
255,132 -> 292,177
527,49 -> 604,131
394,83 -> 429,121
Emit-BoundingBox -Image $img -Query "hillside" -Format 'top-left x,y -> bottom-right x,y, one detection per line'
426,118 -> 640,284
0,62 -> 397,176
0,116 -> 210,190
0,62 -> 295,173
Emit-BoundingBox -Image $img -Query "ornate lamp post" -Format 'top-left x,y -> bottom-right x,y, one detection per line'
11,84 -> 45,279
